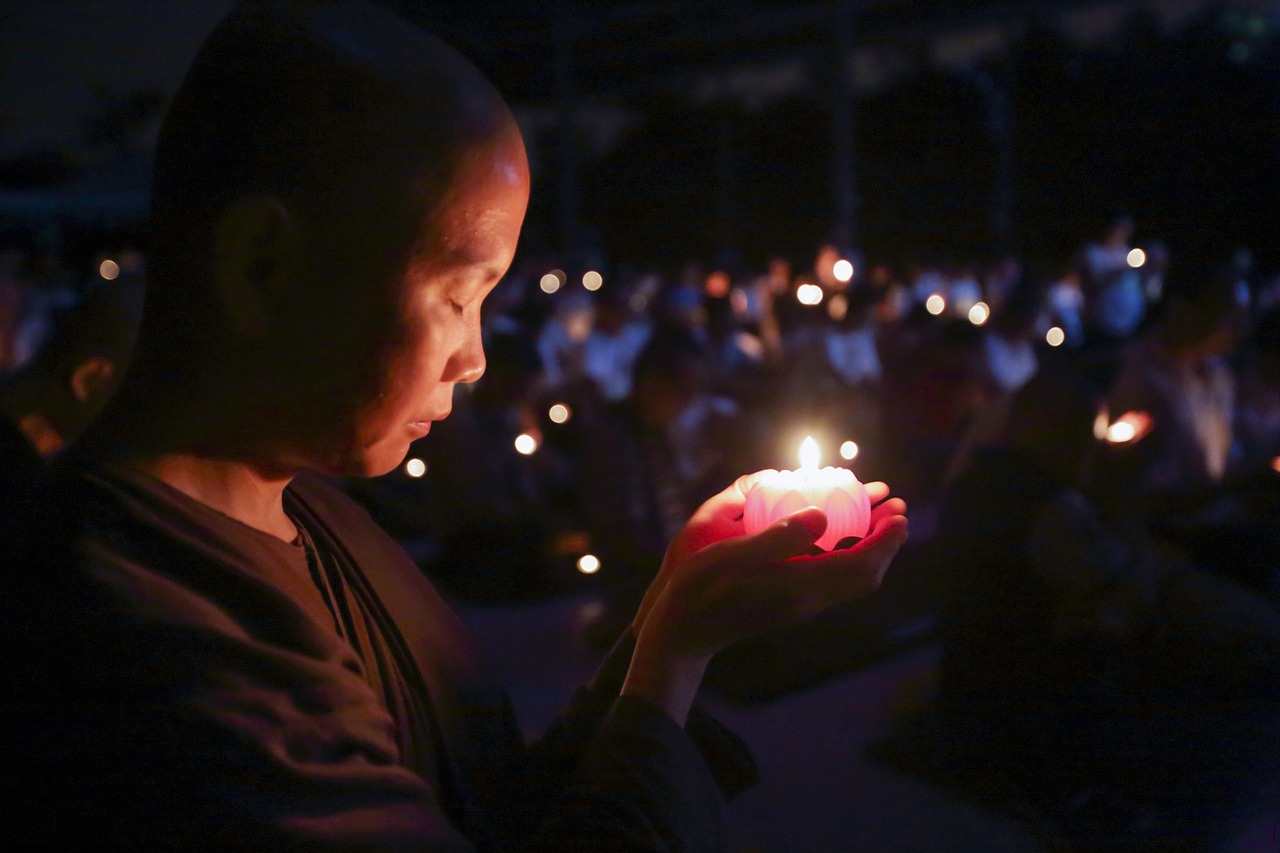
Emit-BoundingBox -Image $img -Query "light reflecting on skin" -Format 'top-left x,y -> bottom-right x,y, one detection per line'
548,403 -> 571,424
1127,248 -> 1147,268
540,272 -> 561,294
833,259 -> 854,283
840,440 -> 858,461
968,301 -> 990,326
582,270 -> 603,291
99,259 -> 120,281
1046,326 -> 1066,347
926,293 -> 946,315
796,283 -> 824,306
514,433 -> 538,455
404,457 -> 427,478
577,554 -> 601,574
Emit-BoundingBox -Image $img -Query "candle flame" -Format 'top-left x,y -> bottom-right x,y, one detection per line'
799,436 -> 820,470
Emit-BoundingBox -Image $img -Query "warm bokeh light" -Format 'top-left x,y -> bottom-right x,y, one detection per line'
577,554 -> 601,574
705,271 -> 730,299
1105,411 -> 1153,445
968,301 -> 990,326
548,403 -> 571,424
827,293 -> 848,321
1094,407 -> 1110,441
839,440 -> 859,461
926,293 -> 946,315
799,436 -> 820,469
832,259 -> 854,283
1106,421 -> 1137,443
1127,248 -> 1146,268
1046,326 -> 1065,347
1272,456 -> 1280,474
404,458 -> 427,478
514,433 -> 538,455
582,270 -> 603,291
99,259 -> 120,281
796,283 -> 824,306
729,288 -> 749,315
540,273 -> 561,294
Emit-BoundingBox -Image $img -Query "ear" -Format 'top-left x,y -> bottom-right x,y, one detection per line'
70,356 -> 116,403
212,195 -> 301,337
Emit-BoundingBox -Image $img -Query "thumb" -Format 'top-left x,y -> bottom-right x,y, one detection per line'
748,506 -> 828,561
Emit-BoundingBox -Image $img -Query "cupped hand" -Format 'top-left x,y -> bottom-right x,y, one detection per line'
631,472 -> 907,654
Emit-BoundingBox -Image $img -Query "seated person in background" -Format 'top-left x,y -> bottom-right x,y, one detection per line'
0,276 -> 144,538
1107,259 -> 1245,496
0,276 -> 144,461
576,329 -> 769,643
934,365 -> 1280,846
2,2 -> 907,848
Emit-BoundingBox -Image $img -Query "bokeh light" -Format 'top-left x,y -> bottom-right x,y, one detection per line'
540,272 -> 561,294
827,293 -> 848,321
832,259 -> 854,283
514,433 -> 538,455
968,301 -> 990,326
705,271 -> 730,299
404,458 -> 427,478
582,270 -> 603,291
577,554 -> 601,574
1106,421 -> 1137,443
839,440 -> 859,461
1045,326 -> 1065,347
99,259 -> 120,281
548,403 -> 571,424
925,293 -> 946,315
1127,248 -> 1146,268
796,283 -> 824,306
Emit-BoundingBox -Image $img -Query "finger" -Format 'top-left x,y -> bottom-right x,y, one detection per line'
794,511 -> 907,566
736,505 -> 828,564
870,497 -> 907,524
864,481 -> 890,505
691,475 -> 758,524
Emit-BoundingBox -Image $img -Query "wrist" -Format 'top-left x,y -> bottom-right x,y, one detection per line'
621,631 -> 711,728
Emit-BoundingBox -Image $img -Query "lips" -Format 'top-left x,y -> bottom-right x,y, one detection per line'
408,421 -> 432,438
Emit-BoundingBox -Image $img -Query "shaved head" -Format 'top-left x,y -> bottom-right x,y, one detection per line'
101,0 -> 529,472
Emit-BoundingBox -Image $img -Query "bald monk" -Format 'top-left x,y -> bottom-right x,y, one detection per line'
3,2 -> 907,849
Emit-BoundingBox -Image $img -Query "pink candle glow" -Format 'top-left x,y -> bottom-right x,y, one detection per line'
743,436 -> 871,551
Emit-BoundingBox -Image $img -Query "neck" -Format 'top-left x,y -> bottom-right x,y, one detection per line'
129,452 -> 298,542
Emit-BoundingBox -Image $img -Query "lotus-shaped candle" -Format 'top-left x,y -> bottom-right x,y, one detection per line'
743,436 -> 871,551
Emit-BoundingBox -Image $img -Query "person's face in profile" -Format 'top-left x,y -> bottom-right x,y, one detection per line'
331,129 -> 530,477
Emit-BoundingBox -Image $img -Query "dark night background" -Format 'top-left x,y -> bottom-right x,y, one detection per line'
2,0 -> 1278,273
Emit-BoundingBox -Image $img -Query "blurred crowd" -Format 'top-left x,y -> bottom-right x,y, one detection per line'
3,213 -> 1280,845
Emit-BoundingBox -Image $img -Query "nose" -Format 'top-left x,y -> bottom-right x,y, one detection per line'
448,322 -> 486,385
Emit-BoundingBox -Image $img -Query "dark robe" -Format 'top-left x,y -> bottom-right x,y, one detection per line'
2,457 -> 755,850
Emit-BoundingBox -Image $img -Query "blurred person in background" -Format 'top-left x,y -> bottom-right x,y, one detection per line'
0,271 -> 145,546
929,365 -> 1280,848
1080,213 -> 1146,345
1106,259 -> 1246,496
